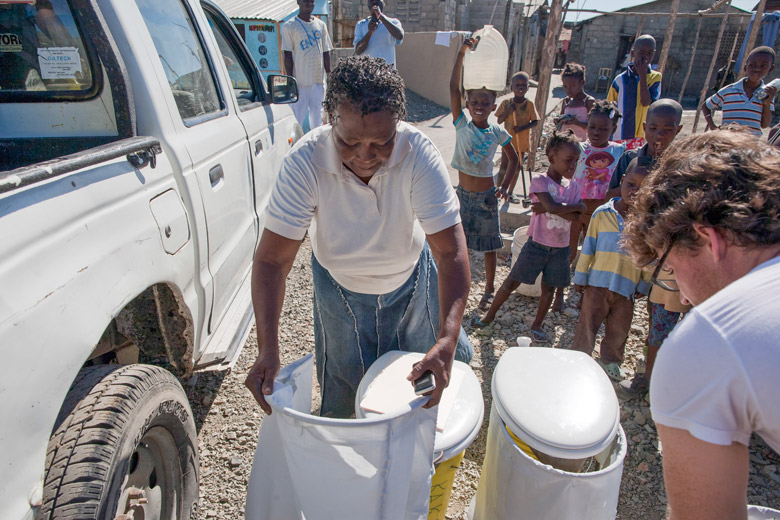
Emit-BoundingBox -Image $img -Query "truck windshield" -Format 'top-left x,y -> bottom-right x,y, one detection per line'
0,0 -> 95,96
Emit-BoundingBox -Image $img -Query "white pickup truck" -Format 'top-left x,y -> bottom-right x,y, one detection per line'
0,0 -> 301,518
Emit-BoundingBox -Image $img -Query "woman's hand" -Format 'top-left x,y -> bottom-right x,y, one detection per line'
407,340 -> 455,408
244,352 -> 281,415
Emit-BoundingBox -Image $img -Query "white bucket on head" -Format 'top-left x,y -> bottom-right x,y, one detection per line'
463,25 -> 508,92
471,347 -> 626,520
511,226 -> 543,298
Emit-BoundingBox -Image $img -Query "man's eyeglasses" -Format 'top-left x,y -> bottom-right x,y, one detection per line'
650,243 -> 679,292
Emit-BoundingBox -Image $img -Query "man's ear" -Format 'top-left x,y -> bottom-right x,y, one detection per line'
693,224 -> 728,262
642,121 -> 646,133
676,124 -> 683,135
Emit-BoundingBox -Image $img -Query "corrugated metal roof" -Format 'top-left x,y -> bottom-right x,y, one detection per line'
212,0 -> 299,21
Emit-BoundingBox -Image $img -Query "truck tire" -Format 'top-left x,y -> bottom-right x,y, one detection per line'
37,364 -> 198,520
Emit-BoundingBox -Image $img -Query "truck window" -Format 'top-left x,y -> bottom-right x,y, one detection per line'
0,0 -> 96,98
136,0 -> 223,124
204,8 -> 260,109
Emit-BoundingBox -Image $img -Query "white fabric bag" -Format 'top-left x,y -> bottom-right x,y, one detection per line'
471,404 -> 627,520
245,354 -> 438,520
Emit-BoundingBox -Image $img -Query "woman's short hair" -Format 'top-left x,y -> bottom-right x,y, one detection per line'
323,55 -> 406,121
622,127 -> 780,266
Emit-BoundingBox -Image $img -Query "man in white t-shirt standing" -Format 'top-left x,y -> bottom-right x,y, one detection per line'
623,129 -> 780,519
353,0 -> 404,67
282,0 -> 332,130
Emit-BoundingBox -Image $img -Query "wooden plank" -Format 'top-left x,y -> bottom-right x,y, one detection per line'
692,0 -> 732,133
527,0 -> 563,173
743,0 -> 768,75
564,8 -> 750,18
657,0 -> 680,73
721,17 -> 745,88
678,15 -> 703,103
635,15 -> 645,40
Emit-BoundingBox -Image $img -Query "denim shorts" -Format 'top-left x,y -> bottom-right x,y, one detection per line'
456,185 -> 503,252
508,239 -> 571,288
311,244 -> 474,418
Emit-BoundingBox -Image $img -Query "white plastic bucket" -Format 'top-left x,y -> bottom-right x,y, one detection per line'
511,226 -> 543,298
356,351 -> 484,520
463,25 -> 508,92
246,354 -> 438,520
748,505 -> 780,519
471,348 -> 625,520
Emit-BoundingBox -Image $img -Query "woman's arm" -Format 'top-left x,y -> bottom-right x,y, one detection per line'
408,224 -> 470,408
245,230 -> 303,414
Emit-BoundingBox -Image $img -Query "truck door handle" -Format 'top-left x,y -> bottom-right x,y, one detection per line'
255,140 -> 264,156
209,165 -> 224,186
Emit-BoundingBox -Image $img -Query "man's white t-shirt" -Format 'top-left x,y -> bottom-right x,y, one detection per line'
263,122 -> 461,295
353,16 -> 403,66
650,255 -> 780,455
281,16 -> 333,86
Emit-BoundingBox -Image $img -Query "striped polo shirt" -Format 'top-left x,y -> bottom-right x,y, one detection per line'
573,198 -> 650,300
607,67 -> 662,141
705,79 -> 772,135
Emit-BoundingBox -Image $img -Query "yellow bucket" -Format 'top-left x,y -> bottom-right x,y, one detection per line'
427,451 -> 465,520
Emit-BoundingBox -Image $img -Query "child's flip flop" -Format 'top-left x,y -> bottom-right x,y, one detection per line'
530,329 -> 548,342
478,291 -> 494,310
466,315 -> 494,335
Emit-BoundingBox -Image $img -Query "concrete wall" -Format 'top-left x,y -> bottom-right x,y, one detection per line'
396,31 -> 467,107
566,0 -> 753,102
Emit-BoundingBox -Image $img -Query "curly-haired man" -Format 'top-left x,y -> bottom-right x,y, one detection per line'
245,56 -> 473,418
622,128 -> 780,519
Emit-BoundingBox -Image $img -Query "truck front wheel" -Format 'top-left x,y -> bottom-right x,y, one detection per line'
37,364 -> 198,520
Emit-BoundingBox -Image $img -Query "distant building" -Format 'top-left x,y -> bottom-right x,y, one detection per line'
566,0 -> 755,102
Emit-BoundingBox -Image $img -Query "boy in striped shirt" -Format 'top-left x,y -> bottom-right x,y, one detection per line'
703,46 -> 777,136
571,157 -> 652,381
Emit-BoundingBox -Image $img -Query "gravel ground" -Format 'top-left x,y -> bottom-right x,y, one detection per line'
188,240 -> 780,519
187,94 -> 779,518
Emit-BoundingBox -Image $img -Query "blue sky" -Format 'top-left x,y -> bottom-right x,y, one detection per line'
565,0 -> 758,23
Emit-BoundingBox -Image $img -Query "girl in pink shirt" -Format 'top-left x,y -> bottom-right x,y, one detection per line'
469,131 -> 585,342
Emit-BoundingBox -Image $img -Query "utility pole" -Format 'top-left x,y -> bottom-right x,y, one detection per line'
527,0 -> 563,173
657,0 -> 680,73
692,0 -> 731,133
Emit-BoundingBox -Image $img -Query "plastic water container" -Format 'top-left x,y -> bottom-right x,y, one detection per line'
356,351 -> 484,520
510,226 -> 543,298
463,25 -> 509,92
471,348 -> 627,520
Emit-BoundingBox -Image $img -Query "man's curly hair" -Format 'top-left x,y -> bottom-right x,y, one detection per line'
323,55 -> 406,121
622,127 -> 780,266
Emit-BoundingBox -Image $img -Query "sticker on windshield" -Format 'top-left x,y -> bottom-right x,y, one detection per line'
37,47 -> 82,79
0,33 -> 23,52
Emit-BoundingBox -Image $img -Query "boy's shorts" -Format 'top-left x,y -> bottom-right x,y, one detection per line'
508,238 -> 570,288
456,185 -> 502,252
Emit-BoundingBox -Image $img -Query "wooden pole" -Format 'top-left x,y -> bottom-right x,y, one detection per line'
692,0 -> 731,133
657,0 -> 680,73
527,0 -> 563,173
744,0 -> 768,66
563,8 -> 750,18
634,15 -> 645,40
678,15 -> 703,103
721,17 -> 744,88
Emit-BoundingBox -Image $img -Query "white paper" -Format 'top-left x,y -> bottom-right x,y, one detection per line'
435,31 -> 452,47
37,47 -> 82,79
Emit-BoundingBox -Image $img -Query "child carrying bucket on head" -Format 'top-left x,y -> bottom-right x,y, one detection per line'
450,36 -> 519,310
570,157 -> 652,381
555,62 -> 595,142
495,71 -> 539,204
468,131 -> 585,342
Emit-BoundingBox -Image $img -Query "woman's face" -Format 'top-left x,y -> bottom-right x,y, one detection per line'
332,103 -> 397,179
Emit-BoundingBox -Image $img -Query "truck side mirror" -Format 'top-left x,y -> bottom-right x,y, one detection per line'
267,75 -> 298,104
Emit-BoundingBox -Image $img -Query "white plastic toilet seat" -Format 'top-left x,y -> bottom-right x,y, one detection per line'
356,351 -> 484,462
492,347 -> 620,460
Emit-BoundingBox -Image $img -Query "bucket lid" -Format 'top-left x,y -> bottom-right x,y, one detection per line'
492,348 -> 620,459
356,351 -> 484,459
